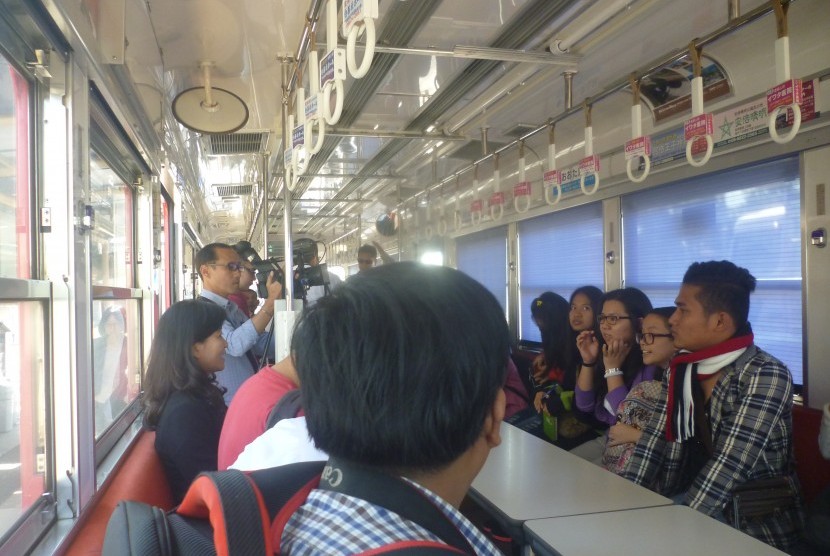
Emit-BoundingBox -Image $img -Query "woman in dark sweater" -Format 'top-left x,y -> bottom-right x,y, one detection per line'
143,299 -> 228,502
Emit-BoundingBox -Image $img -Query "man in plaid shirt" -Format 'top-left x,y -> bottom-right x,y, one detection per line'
280,262 -> 509,555
623,261 -> 804,550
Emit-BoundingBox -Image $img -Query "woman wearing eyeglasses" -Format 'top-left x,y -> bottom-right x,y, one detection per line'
603,307 -> 675,474
572,287 -> 654,463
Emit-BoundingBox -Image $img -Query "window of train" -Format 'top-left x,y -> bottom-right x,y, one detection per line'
0,32 -> 55,549
88,94 -> 145,453
0,294 -> 50,544
622,157 -> 802,384
0,56 -> 30,279
89,150 -> 141,441
517,203 -> 604,342
456,226 -> 508,314
90,149 -> 133,288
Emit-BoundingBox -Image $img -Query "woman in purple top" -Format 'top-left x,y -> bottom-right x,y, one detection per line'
571,288 -> 653,462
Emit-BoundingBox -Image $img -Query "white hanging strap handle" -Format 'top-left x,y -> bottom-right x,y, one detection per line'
284,147 -> 296,192
344,0 -> 377,79
544,123 -> 561,206
470,165 -> 482,226
454,176 -> 462,232
768,0 -> 802,144
424,195 -> 434,240
579,103 -> 600,195
437,184 -> 448,236
322,76 -> 344,125
490,153 -> 504,222
322,0 -> 345,125
306,46 -> 326,154
625,75 -> 651,183
514,141 -> 531,213
685,42 -> 713,167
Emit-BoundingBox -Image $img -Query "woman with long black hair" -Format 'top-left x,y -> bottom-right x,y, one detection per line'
143,299 -> 228,502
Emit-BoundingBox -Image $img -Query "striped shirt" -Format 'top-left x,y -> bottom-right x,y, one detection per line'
623,344 -> 804,550
280,479 -> 501,555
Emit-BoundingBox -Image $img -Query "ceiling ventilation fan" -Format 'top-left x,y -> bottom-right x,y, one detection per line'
172,62 -> 249,134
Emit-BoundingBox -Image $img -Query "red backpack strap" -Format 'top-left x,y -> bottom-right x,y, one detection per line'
177,470 -> 273,556
361,540 -> 466,554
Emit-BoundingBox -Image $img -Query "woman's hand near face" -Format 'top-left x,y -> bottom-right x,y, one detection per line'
533,391 -> 546,413
607,422 -> 642,447
576,330 -> 599,363
602,339 -> 631,369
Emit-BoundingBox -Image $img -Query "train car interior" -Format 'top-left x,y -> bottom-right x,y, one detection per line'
0,0 -> 829,553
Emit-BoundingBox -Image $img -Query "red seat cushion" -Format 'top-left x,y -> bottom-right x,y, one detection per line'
61,430 -> 173,555
792,405 -> 830,506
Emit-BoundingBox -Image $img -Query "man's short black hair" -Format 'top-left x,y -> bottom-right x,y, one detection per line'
357,244 -> 377,259
195,243 -> 233,279
682,260 -> 757,329
292,262 -> 509,473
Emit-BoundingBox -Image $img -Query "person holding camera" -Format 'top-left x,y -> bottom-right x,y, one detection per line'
227,260 -> 257,317
297,239 -> 342,306
196,243 -> 282,404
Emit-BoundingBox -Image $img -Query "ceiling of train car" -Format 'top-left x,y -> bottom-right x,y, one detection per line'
54,0 -> 773,257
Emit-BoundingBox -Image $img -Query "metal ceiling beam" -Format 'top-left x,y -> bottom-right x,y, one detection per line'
327,128 -> 467,140
369,44 -> 580,67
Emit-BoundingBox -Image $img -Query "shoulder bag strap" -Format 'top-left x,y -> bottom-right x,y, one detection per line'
318,458 -> 476,554
176,470 -> 272,556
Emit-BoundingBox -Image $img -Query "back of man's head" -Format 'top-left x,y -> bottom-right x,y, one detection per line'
682,260 -> 756,329
358,244 -> 378,259
292,262 -> 509,474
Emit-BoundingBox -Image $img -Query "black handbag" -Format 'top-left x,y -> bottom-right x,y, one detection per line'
728,476 -> 799,527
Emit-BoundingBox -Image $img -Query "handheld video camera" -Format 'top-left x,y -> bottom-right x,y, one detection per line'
232,241 -> 286,299
291,238 -> 332,299
233,239 -> 332,301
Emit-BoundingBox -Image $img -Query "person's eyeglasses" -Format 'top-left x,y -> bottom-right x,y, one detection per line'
357,259 -> 374,265
597,314 -> 633,325
241,267 -> 256,275
636,332 -> 673,345
208,262 -> 244,272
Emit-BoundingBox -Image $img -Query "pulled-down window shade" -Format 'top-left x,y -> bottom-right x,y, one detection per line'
456,226 -> 508,315
517,203 -> 604,342
622,157 -> 802,384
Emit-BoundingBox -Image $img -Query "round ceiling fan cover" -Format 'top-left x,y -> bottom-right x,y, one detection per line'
172,87 -> 249,134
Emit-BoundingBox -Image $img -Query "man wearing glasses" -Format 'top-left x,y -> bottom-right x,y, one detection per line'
228,261 -> 258,317
196,243 -> 282,403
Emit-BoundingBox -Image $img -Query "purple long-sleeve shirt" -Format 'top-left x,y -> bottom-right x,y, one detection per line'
575,365 -> 657,426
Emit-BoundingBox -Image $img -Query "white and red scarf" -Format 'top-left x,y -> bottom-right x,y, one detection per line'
665,334 -> 753,442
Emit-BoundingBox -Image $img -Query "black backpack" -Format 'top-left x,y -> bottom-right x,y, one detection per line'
264,389 -> 303,430
102,460 -> 474,555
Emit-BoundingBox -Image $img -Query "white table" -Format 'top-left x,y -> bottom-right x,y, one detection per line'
470,423 -> 671,528
523,505 -> 786,555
